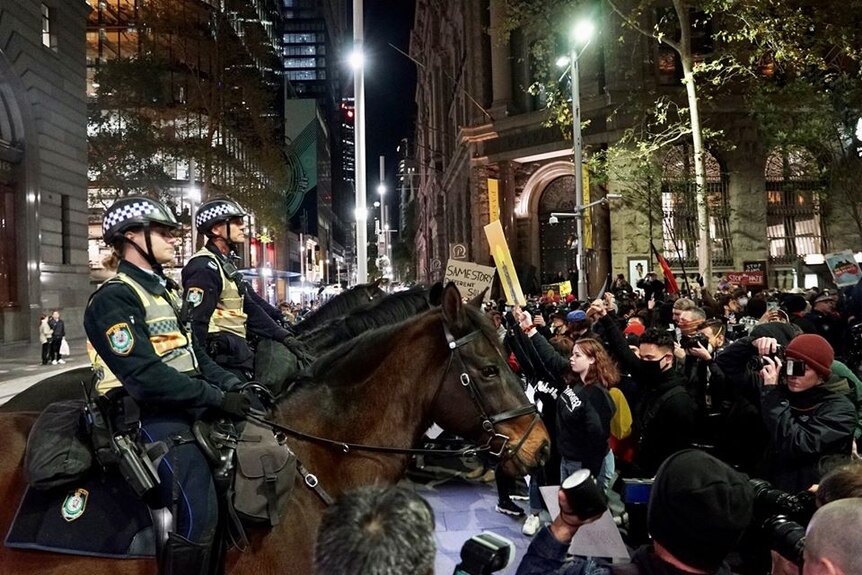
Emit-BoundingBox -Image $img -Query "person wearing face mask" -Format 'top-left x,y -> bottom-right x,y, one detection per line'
589,300 -> 696,478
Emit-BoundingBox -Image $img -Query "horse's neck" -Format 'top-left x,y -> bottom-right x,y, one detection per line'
280,331 -> 442,485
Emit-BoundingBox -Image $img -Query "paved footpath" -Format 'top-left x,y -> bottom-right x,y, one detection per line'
0,337 -> 89,405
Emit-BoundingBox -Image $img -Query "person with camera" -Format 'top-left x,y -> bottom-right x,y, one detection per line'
313,485 -> 436,575
516,449 -> 754,575
182,199 -> 297,383
84,197 -> 253,575
680,319 -> 730,449
756,334 -> 855,492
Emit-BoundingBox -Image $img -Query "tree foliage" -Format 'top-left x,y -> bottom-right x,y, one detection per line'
88,0 -> 292,230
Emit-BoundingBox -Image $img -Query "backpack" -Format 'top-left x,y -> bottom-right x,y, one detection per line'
24,400 -> 93,489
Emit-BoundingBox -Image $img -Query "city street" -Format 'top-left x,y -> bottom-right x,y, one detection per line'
0,337 -> 88,406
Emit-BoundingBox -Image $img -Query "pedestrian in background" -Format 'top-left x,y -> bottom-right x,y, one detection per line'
48,309 -> 65,364
38,314 -> 52,365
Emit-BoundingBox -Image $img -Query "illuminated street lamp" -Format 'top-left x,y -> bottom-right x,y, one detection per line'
557,18 -> 594,300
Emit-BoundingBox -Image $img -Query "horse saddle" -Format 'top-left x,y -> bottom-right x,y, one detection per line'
5,471 -> 156,558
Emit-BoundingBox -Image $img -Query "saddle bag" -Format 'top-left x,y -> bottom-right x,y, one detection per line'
24,400 -> 94,490
232,419 -> 296,526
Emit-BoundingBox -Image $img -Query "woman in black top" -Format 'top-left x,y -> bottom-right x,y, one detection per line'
557,338 -> 618,487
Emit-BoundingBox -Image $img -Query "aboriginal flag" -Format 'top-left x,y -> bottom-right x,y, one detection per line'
651,243 -> 679,295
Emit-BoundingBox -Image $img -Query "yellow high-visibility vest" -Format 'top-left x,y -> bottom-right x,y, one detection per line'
88,272 -> 199,395
191,248 -> 248,338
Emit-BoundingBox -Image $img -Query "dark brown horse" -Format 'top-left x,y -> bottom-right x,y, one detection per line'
0,283 -> 550,574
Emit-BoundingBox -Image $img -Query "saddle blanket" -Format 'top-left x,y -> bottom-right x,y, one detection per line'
5,472 -> 155,558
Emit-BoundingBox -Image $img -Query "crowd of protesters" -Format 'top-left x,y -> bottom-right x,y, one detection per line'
475,269 -> 862,573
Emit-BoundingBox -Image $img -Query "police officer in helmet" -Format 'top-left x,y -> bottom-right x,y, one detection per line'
84,196 -> 253,575
182,198 -> 296,386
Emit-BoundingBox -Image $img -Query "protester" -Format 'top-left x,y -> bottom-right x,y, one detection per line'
516,449 -> 754,575
314,486 -> 436,575
803,498 -> 862,575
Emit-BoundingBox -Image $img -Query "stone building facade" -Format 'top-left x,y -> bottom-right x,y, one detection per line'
410,0 -> 858,295
0,0 -> 91,344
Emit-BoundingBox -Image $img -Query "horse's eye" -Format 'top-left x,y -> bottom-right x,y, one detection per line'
481,366 -> 499,378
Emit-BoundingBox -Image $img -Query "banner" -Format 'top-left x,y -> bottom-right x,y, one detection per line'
444,259 -> 496,299
825,250 -> 862,287
727,261 -> 766,287
487,178 -> 500,223
582,167 -> 592,249
484,220 -> 526,305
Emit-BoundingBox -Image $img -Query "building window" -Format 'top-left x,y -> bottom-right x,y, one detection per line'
765,146 -> 823,263
61,194 -> 71,265
41,4 -> 56,50
660,144 -> 730,266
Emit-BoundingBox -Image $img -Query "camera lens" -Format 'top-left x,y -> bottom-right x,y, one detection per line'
762,515 -> 806,567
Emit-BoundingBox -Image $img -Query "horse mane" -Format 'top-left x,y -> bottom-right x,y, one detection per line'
292,282 -> 383,334
289,309 -> 438,393
297,286 -> 433,354
289,297 -> 500,395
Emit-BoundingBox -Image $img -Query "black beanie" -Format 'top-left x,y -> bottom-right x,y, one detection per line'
750,322 -> 798,347
648,450 -> 754,571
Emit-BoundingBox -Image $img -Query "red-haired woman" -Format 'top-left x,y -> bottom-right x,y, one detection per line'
560,338 -> 619,488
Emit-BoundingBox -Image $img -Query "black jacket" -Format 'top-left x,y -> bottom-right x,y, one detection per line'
596,315 -> 696,476
760,383 -> 855,492
84,260 -> 241,410
555,383 -> 615,475
48,318 -> 65,340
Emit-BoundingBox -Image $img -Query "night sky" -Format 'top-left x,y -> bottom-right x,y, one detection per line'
363,0 -> 417,221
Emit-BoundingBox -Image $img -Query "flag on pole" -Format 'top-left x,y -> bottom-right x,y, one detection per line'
650,243 -> 679,295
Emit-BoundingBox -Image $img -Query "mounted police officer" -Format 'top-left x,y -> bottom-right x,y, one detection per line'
182,198 -> 298,389
84,196 -> 253,575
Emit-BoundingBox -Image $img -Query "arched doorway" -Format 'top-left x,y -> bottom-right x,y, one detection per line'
538,175 -> 577,285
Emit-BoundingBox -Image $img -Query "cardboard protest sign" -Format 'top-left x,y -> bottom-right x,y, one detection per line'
825,250 -> 862,287
444,260 -> 496,299
484,220 -> 526,306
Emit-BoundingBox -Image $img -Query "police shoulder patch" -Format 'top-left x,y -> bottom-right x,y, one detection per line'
62,488 -> 89,522
105,322 -> 134,356
187,287 -> 204,307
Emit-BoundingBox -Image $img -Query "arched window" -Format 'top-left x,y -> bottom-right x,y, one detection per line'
660,144 -> 729,266
764,146 -> 823,262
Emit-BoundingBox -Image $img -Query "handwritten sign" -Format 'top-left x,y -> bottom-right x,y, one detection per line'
539,485 -> 630,560
484,220 -> 526,305
540,281 -> 573,297
826,250 -> 862,287
444,260 -> 496,299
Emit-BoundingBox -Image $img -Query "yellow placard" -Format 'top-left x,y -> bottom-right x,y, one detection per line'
484,220 -> 526,306
488,178 -> 500,223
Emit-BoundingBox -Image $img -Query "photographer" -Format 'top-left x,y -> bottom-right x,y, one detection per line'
516,450 -> 754,575
757,334 -> 855,492
682,319 -> 730,450
313,485 -> 435,575
803,498 -> 862,575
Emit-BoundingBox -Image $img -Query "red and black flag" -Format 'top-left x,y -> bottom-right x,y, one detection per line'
650,242 -> 679,295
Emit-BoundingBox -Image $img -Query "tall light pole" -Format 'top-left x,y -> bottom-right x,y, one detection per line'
559,19 -> 594,301
352,0 -> 368,283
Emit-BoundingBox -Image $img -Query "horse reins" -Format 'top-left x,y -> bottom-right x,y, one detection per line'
247,316 -> 541,504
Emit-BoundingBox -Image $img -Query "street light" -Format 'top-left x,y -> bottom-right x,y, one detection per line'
548,194 -> 622,226
558,18 -> 594,300
352,0 -> 367,283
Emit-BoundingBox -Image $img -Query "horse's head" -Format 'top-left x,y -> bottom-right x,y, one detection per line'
430,283 -> 550,477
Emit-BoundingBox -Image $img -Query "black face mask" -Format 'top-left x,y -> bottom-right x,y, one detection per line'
638,357 -> 667,382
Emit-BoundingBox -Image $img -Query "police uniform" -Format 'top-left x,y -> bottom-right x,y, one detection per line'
85,197 -> 246,575
183,199 -> 293,386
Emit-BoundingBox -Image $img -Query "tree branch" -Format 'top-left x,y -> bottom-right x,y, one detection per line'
605,0 -> 683,54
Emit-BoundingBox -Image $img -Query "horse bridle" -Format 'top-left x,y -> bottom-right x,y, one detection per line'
439,322 -> 540,467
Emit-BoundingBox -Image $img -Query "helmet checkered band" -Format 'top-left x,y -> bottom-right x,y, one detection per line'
102,200 -> 157,237
195,200 -> 246,231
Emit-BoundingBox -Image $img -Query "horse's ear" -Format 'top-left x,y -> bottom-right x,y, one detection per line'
428,282 -> 444,306
467,287 -> 488,309
373,278 -> 382,288
441,282 -> 463,324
